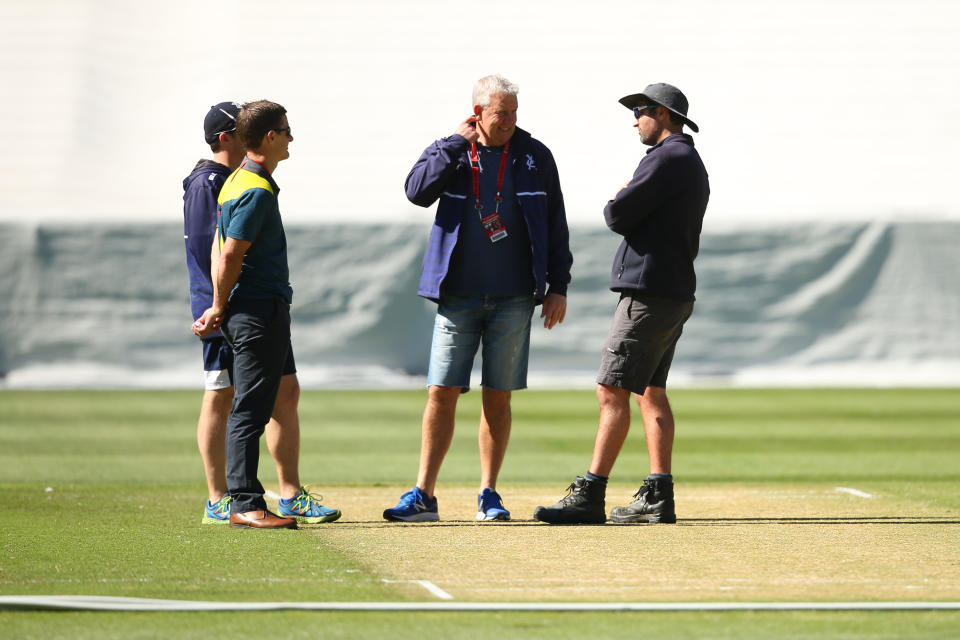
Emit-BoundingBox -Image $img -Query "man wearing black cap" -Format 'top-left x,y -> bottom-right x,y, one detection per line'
183,102 -> 336,528
534,83 -> 709,525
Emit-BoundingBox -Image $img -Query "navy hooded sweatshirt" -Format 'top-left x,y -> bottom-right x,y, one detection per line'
182,159 -> 231,325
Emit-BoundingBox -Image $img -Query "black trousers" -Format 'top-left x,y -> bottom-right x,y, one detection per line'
221,297 -> 291,513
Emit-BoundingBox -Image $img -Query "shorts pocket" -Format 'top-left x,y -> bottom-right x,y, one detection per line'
599,338 -> 644,378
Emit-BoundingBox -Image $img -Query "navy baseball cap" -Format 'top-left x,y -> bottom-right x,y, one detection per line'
203,101 -> 242,143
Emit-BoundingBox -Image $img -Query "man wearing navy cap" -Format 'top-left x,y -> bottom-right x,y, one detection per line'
535,83 -> 710,525
183,102 -> 336,528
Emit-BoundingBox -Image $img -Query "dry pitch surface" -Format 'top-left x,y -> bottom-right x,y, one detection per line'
310,484 -> 960,603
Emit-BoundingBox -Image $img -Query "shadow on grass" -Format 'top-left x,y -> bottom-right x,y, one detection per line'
315,516 -> 960,528
676,516 -> 960,526
323,520 -> 605,528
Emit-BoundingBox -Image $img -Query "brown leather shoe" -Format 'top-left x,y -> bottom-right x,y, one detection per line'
229,509 -> 298,530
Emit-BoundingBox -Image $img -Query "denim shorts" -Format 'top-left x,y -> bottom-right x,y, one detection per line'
427,295 -> 536,391
595,292 -> 694,395
200,335 -> 296,391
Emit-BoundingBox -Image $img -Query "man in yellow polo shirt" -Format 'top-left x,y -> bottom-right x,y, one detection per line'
194,100 -> 340,529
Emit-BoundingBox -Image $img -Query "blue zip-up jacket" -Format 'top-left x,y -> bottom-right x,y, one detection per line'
604,133 -> 709,301
405,127 -> 572,303
183,159 -> 231,334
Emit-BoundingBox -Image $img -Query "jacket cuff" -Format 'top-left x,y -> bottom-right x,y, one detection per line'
546,283 -> 568,297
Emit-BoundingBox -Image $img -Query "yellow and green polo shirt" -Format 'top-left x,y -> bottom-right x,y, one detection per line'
217,157 -> 292,304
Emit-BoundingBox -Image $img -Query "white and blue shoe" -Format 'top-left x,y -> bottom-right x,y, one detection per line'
383,487 -> 439,522
476,488 -> 510,521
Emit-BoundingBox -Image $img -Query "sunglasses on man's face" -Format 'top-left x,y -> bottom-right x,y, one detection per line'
274,126 -> 292,137
632,105 -> 659,119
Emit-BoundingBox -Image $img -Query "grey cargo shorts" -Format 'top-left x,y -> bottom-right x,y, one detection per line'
595,292 -> 694,395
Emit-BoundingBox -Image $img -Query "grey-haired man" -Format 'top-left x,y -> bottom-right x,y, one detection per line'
534,83 -> 709,525
384,74 -> 572,523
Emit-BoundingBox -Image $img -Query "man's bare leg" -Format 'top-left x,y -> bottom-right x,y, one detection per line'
416,385 -> 461,497
266,373 -> 301,499
588,383 -> 632,478
635,385 -> 674,474
478,387 -> 511,491
197,387 -> 233,502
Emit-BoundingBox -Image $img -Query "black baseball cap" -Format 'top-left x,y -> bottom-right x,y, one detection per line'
203,101 -> 242,143
618,83 -> 699,133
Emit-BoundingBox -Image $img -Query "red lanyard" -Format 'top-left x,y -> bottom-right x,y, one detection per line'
469,141 -> 510,215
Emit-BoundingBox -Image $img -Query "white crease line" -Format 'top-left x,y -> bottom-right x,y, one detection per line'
382,579 -> 454,600
265,494 -> 455,601
415,580 -> 454,600
835,487 -> 873,498
4,597 -> 960,611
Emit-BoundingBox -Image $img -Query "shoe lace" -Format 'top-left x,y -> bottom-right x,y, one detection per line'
480,490 -> 505,511
291,485 -> 325,512
400,489 -> 425,509
557,480 -> 582,507
211,495 -> 232,516
631,480 -> 654,503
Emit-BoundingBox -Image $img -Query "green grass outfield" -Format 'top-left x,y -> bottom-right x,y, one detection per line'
1,388 -> 959,638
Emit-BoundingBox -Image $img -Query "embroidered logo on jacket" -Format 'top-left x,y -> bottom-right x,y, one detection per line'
525,154 -> 537,171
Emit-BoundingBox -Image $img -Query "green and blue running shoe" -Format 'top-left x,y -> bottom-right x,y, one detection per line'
202,495 -> 231,524
278,486 -> 341,523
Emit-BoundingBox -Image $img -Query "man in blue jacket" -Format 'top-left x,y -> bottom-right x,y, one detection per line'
384,75 -> 573,523
534,83 -> 709,525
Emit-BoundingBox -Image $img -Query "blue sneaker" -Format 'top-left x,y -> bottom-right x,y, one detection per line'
383,487 -> 439,522
278,486 -> 341,524
202,495 -> 231,524
476,488 -> 510,521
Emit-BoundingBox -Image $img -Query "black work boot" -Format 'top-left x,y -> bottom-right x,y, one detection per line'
609,476 -> 676,523
533,476 -> 606,524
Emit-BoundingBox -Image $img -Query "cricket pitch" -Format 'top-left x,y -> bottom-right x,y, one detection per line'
313,484 -> 960,602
